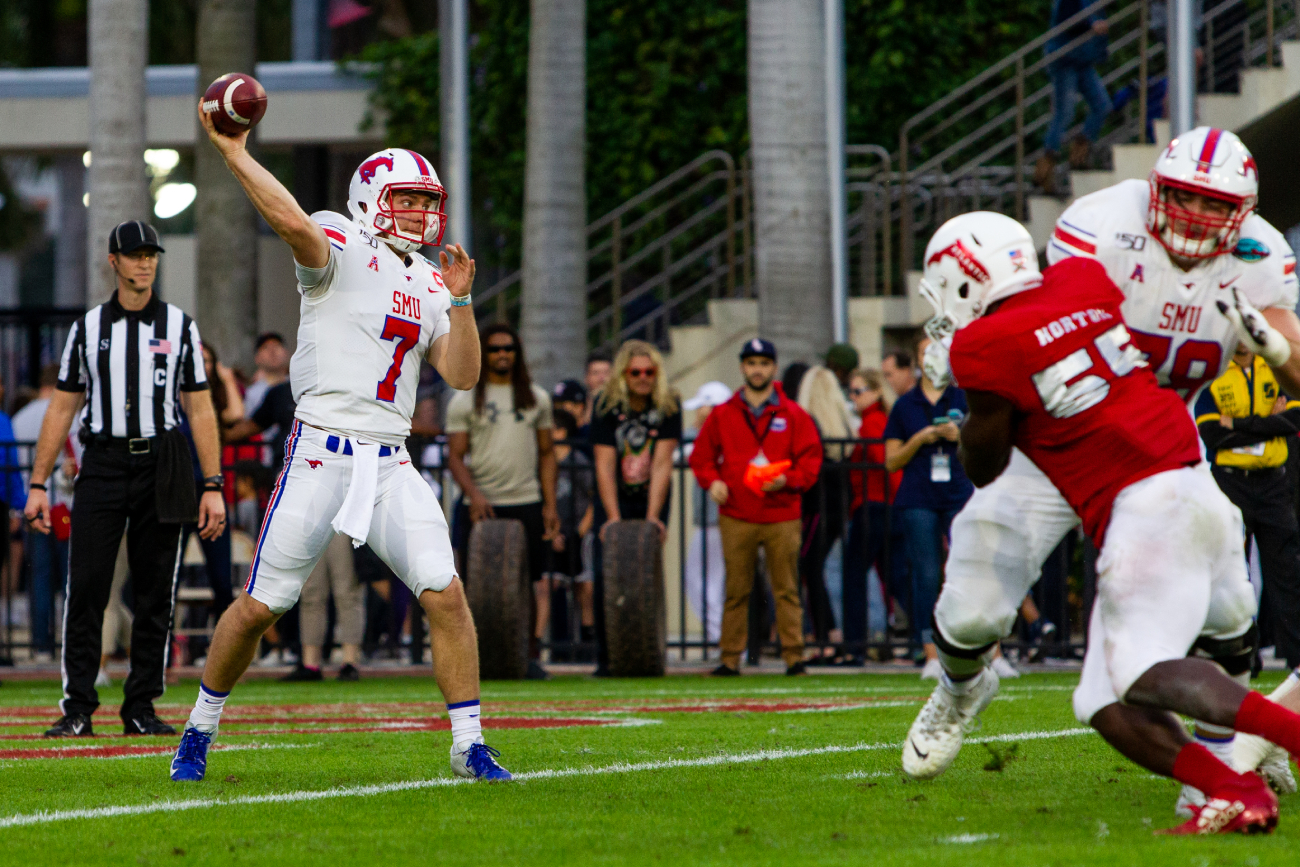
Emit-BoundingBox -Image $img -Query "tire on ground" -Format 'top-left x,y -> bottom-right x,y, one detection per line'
466,518 -> 530,680
602,520 -> 666,677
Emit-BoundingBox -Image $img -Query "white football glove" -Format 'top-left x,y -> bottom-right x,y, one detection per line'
922,337 -> 952,389
1217,287 -> 1292,368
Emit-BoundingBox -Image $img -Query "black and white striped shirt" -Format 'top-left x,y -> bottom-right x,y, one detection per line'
56,293 -> 208,438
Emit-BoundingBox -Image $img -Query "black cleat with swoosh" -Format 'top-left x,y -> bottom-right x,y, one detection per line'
44,713 -> 94,738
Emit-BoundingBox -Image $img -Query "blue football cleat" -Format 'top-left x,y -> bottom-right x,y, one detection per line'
451,741 -> 513,781
170,726 -> 213,781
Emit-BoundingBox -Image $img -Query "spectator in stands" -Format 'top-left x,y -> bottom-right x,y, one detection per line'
682,381 -> 733,646
548,408 -> 595,658
0,378 -> 25,637
12,364 -> 62,660
242,332 -> 289,419
884,336 -> 974,679
1197,343 -> 1300,671
1036,0 -> 1113,193
227,369 -> 295,476
583,348 -> 613,426
843,369 -> 905,665
552,380 -> 588,429
793,362 -> 858,661
690,338 -> 822,676
824,342 -> 860,390
881,349 -> 917,401
446,323 -> 560,679
590,339 -> 681,674
284,535 -> 365,682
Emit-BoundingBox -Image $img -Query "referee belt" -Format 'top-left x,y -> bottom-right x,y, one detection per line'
1214,464 -> 1285,479
83,433 -> 154,454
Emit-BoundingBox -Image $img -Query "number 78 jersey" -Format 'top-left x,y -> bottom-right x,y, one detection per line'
949,257 -> 1202,545
289,210 -> 453,446
1047,179 -> 1298,404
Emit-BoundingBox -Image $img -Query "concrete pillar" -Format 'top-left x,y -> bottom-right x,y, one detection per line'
54,154 -> 87,309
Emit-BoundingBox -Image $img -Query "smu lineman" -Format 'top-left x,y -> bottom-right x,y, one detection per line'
170,103 -> 511,782
904,128 -> 1300,812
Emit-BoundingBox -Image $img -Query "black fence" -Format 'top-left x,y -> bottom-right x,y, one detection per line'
0,433 -> 1094,667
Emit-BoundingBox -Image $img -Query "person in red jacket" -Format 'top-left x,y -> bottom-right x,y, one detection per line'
689,338 -> 823,676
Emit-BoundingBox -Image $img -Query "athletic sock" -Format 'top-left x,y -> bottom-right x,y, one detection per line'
447,699 -> 482,752
1234,690 -> 1300,757
1171,742 -> 1249,795
188,682 -> 229,733
940,670 -> 978,695
1193,722 -> 1236,766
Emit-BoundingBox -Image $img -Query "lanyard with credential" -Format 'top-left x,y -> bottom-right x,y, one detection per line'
741,403 -> 776,453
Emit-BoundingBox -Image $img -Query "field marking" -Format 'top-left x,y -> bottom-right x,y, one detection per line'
0,726 -> 1094,830
942,833 -> 999,844
0,742 -> 321,761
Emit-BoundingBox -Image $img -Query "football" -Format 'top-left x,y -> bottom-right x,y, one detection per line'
201,72 -> 267,137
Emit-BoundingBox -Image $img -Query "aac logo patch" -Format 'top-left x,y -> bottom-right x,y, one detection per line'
1233,237 -> 1271,262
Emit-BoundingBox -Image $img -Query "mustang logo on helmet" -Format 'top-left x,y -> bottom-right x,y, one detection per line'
926,239 -> 992,285
358,155 -> 395,186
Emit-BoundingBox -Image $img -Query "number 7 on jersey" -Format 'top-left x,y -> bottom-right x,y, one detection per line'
377,315 -> 421,402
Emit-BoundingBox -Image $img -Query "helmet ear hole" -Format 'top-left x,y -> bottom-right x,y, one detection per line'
957,282 -> 969,299
359,202 -> 367,214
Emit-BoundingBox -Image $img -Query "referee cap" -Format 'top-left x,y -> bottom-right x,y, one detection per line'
108,220 -> 165,255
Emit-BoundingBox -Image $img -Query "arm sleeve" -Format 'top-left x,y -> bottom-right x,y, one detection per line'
591,409 -> 617,446
251,386 -> 280,432
687,412 -> 721,487
534,390 -> 554,429
443,391 -> 472,434
1046,203 -> 1103,265
1230,408 -> 1300,438
56,319 -> 86,393
662,409 -> 683,441
782,411 -> 824,492
179,317 -> 209,392
296,247 -> 339,300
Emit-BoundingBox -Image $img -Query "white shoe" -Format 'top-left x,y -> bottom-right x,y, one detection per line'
255,649 -> 283,668
990,655 -> 1020,679
902,665 -> 1000,780
920,658 -> 943,680
1233,732 -> 1298,795
1175,784 -> 1206,819
95,669 -> 111,689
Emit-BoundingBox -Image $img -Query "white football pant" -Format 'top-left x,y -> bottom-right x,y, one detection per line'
245,420 -> 457,613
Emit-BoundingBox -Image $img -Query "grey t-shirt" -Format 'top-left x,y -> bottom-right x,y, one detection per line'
445,383 -> 554,506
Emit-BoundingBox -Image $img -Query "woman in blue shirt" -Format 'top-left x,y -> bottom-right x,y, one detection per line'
883,339 -> 973,677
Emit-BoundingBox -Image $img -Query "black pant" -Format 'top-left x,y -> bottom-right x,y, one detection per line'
489,502 -> 550,583
800,467 -> 847,642
842,502 -> 908,649
1213,464 -> 1300,669
62,446 -> 182,720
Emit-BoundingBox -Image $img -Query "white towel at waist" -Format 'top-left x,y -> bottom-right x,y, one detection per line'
331,441 -> 380,547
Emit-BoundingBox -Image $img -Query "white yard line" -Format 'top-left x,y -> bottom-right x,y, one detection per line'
0,727 -> 1094,829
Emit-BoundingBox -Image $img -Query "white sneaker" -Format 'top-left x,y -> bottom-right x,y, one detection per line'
1233,732 -> 1298,795
920,657 -> 943,680
95,669 -> 111,689
902,665 -> 1000,780
990,655 -> 1021,679
1175,784 -> 1206,819
255,649 -> 283,668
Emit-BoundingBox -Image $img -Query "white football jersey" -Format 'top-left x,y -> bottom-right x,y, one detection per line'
290,210 -> 452,446
1047,179 -> 1298,403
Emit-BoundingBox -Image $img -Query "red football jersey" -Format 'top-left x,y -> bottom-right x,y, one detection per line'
949,256 -> 1202,545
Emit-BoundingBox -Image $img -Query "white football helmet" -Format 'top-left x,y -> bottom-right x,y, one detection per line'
918,211 -> 1042,337
1148,126 -> 1258,260
347,148 -> 447,253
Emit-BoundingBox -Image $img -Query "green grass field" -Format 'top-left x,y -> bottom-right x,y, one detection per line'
0,670 -> 1296,865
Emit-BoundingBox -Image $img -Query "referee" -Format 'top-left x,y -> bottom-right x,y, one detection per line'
24,221 -> 227,737
1196,342 -> 1300,671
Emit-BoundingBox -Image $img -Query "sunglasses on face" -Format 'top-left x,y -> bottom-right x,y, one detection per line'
627,368 -> 657,379
850,387 -> 870,397
487,344 -> 517,354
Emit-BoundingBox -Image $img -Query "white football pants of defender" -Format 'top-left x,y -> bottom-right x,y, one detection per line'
934,448 -> 1081,651
1072,467 -> 1256,722
245,420 -> 456,613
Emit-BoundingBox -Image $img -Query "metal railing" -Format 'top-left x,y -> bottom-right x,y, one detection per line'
475,150 -> 754,351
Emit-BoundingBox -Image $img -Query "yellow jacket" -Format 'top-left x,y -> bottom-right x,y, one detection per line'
1195,355 -> 1300,469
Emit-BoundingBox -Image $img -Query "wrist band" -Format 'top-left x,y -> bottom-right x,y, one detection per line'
29,482 -> 45,492
450,294 -> 472,308
204,484 -> 224,493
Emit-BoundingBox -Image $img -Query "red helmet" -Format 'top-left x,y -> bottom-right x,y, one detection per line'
347,148 -> 447,253
1148,126 -> 1258,260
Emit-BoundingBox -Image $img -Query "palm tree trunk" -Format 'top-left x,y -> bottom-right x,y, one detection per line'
86,0 -> 150,304
195,0 -> 259,371
520,0 -> 586,388
748,0 -> 833,365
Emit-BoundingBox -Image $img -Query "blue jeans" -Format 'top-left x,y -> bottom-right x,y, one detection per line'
1045,62 -> 1113,154
900,507 -> 959,646
27,530 -> 68,653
